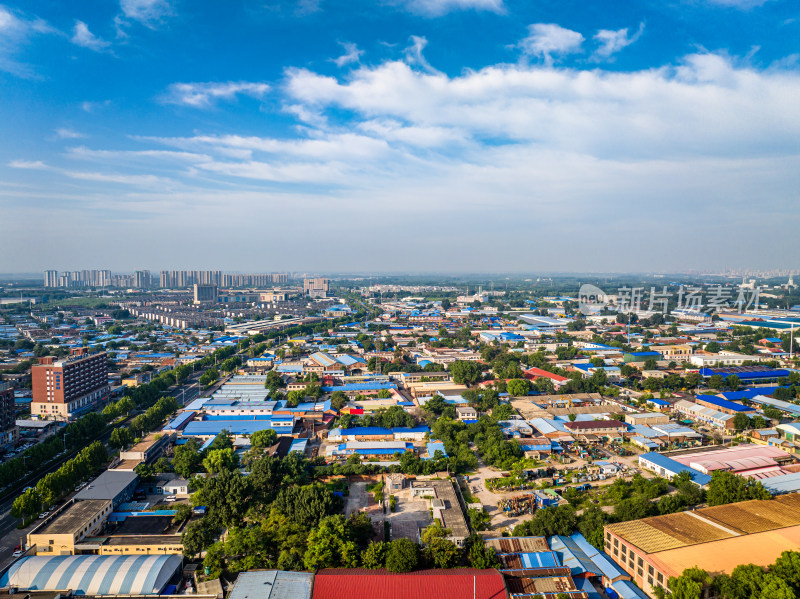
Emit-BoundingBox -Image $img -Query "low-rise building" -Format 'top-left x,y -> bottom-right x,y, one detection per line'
625,413 -> 669,426
673,399 -> 734,429
563,419 -> 626,437
74,471 -> 139,509
455,405 -> 478,422
410,479 -> 469,547
28,500 -> 113,555
605,494 -> 800,598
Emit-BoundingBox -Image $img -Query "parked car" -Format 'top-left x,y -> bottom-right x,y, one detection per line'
12,550 -> 22,558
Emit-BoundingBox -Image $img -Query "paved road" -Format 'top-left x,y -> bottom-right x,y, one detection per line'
0,372 -> 205,567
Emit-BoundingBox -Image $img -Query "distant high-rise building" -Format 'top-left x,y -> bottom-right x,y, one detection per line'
44,270 -> 58,288
134,270 -> 151,289
193,284 -> 218,304
304,277 -> 329,298
31,348 -> 109,421
0,382 -> 18,448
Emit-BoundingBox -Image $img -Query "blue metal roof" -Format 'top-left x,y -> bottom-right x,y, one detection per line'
548,535 -> 601,577
165,411 -> 195,430
720,387 -> 781,400
695,394 -> 755,413
426,441 -> 448,458
639,452 -> 711,486
568,533 -> 626,581
610,580 -> 651,599
700,367 -> 791,380
182,419 -> 294,436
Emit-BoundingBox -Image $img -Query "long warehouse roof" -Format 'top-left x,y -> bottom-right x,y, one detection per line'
0,554 -> 182,595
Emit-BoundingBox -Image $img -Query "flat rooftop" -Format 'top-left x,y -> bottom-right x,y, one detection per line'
112,515 -> 176,536
410,479 -> 469,539
75,471 -> 138,501
33,500 -> 110,536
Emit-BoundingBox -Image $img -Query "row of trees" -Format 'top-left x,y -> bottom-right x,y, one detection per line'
338,406 -> 416,430
662,551 -> 800,599
0,411 -> 107,490
11,441 -> 108,521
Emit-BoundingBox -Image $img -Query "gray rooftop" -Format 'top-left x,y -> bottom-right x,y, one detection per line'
228,571 -> 313,599
75,471 -> 138,501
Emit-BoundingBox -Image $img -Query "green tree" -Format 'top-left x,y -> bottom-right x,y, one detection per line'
706,341 -> 721,353
425,537 -> 460,568
771,551 -> 800,596
181,519 -> 217,558
109,426 -> 133,450
274,483 -> 342,528
709,374 -> 725,389
385,538 -> 420,573
668,567 -> 711,599
577,505 -> 607,549
250,429 -> 277,449
362,541 -> 388,569
465,535 -> 499,569
203,448 -> 239,474
304,515 -> 360,569
173,438 -> 204,478
506,378 -> 531,397
11,487 -> 42,521
450,360 -> 482,385
468,508 -> 491,531
208,430 -> 233,451
733,412 -> 751,431
706,470 -> 771,506
172,503 -> 193,524
685,372 -> 703,389
727,374 -> 741,391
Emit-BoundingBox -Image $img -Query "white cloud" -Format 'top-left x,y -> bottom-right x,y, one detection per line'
71,21 -> 110,52
519,23 -> 584,65
9,159 -> 47,169
404,35 -> 440,74
396,0 -> 505,17
10,158 -> 169,187
119,0 -> 172,26
162,81 -> 270,108
705,0 -> 771,7
0,5 -> 55,76
55,128 -> 86,140
332,42 -> 363,68
284,54 -> 800,159
81,100 -> 111,113
0,5 -> 21,31
593,23 -> 644,59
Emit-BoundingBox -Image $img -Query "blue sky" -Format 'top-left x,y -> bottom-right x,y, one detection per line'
1,0 -> 798,273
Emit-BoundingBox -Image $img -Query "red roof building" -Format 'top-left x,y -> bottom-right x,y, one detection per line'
312,569 -> 508,599
523,367 -> 569,384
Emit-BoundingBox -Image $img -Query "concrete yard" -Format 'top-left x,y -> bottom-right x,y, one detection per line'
387,489 -> 432,542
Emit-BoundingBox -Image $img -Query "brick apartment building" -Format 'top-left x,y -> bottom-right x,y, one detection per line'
32,348 -> 110,421
0,382 -> 19,448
